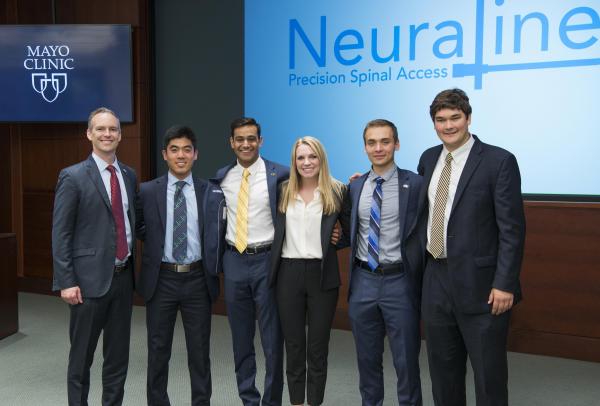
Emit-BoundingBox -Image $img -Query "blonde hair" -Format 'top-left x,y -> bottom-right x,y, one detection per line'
279,136 -> 345,215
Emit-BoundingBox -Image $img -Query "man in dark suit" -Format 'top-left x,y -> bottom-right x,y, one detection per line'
52,107 -> 137,406
339,119 -> 423,406
417,88 -> 526,406
212,117 -> 288,406
136,126 -> 221,405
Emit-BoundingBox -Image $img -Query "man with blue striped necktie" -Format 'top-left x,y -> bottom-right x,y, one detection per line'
340,119 -> 424,406
136,126 -> 221,405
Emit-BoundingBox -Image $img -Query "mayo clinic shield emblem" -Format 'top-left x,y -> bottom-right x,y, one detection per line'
31,73 -> 68,103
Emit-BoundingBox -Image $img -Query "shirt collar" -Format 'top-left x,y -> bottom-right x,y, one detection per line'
294,187 -> 321,202
235,156 -> 263,175
92,152 -> 120,173
368,164 -> 397,183
443,133 -> 474,165
167,171 -> 193,187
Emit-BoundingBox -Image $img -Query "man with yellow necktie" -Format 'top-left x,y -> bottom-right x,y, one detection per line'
212,117 -> 289,406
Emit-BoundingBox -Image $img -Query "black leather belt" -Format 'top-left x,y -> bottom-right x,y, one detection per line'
114,260 -> 130,273
227,244 -> 271,255
355,259 -> 404,275
160,260 -> 202,273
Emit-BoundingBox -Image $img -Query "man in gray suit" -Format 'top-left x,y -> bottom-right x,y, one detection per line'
52,107 -> 137,406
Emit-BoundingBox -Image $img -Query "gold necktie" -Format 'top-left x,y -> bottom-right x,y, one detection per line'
429,152 -> 452,258
234,168 -> 250,253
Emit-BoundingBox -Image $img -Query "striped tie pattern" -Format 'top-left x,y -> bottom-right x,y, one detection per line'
172,180 -> 187,262
234,168 -> 250,253
367,177 -> 384,271
429,152 -> 453,258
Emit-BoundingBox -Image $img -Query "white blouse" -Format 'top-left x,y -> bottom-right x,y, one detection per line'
281,188 -> 323,259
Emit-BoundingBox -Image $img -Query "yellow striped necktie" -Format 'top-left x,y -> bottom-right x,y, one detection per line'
234,168 -> 250,253
429,152 -> 452,258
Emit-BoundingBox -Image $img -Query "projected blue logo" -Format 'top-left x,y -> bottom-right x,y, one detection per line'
455,0 -> 600,89
288,0 -> 600,89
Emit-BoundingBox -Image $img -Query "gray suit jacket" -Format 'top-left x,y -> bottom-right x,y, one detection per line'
52,155 -> 137,298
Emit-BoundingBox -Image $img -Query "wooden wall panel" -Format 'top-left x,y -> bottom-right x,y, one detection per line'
22,192 -> 53,279
55,0 -> 139,25
508,202 -> 600,362
0,234 -> 18,339
0,128 -> 12,232
15,0 -> 54,23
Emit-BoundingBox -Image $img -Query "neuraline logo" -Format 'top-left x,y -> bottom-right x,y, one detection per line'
23,45 -> 75,103
288,0 -> 600,89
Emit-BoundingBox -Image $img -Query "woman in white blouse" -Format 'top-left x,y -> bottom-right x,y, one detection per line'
269,136 -> 346,406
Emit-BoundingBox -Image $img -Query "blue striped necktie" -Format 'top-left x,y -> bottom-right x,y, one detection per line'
367,176 -> 384,271
172,180 -> 187,262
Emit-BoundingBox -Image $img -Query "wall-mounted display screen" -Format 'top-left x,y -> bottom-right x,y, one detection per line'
0,25 -> 133,122
245,0 -> 600,199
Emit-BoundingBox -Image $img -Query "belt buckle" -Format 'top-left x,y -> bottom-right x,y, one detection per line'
174,264 -> 190,273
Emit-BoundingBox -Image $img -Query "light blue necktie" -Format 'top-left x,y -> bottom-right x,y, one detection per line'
172,181 -> 187,263
367,177 -> 384,271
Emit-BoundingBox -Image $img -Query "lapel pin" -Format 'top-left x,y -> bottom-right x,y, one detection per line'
402,184 -> 409,188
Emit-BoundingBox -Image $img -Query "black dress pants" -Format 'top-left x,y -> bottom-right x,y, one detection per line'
422,256 -> 511,406
276,258 -> 338,406
146,267 -> 212,406
67,265 -> 133,406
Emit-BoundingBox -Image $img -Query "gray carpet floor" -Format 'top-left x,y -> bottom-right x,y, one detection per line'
1,293 -> 599,405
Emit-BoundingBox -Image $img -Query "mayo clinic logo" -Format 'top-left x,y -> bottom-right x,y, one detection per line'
23,45 -> 75,103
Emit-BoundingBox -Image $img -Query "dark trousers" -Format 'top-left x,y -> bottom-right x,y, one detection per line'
422,256 -> 510,406
348,266 -> 422,406
146,267 -> 212,406
276,258 -> 339,406
223,249 -> 284,406
67,266 -> 133,406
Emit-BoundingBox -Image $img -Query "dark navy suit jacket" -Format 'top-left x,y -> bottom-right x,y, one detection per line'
417,135 -> 526,314
52,155 -> 137,298
135,174 -> 220,303
339,167 -> 423,301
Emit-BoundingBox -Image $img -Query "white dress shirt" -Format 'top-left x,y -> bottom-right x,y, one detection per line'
91,153 -> 132,264
427,135 -> 475,258
221,157 -> 274,246
282,189 -> 323,259
162,172 -> 201,264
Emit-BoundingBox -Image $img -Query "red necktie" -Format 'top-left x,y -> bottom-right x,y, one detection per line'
107,165 -> 128,261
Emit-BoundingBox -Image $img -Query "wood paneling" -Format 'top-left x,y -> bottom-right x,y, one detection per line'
0,129 -> 12,232
0,234 -> 18,339
507,202 -> 600,361
55,0 -> 139,25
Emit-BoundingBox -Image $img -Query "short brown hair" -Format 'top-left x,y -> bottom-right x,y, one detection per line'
429,88 -> 472,121
87,107 -> 120,130
362,119 -> 398,144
